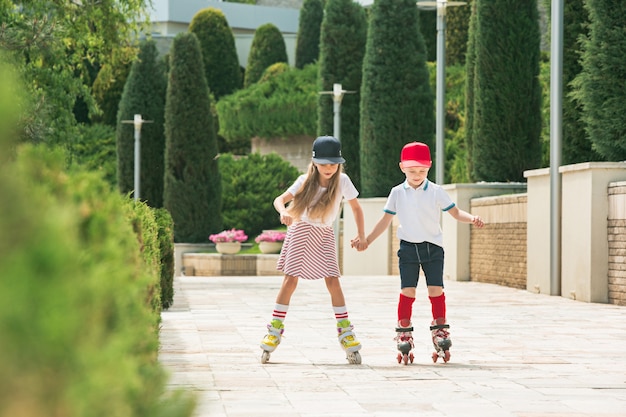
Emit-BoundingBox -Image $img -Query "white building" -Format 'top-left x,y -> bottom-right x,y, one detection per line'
147,0 -> 301,67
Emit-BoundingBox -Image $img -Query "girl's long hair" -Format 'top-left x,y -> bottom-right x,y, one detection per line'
287,162 -> 343,222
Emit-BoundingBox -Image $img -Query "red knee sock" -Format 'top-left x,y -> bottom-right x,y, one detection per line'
429,293 -> 446,323
397,293 -> 415,327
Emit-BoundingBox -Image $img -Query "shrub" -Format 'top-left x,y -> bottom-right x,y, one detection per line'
217,63 -> 318,144
218,152 -> 300,238
244,23 -> 288,87
155,208 -> 175,310
0,145 -> 194,416
189,7 -> 242,100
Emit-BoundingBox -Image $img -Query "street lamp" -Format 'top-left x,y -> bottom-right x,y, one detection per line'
417,0 -> 466,185
319,83 -> 355,143
122,114 -> 153,201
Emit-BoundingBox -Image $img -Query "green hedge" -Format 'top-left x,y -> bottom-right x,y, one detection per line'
0,145 -> 194,416
217,63 -> 318,143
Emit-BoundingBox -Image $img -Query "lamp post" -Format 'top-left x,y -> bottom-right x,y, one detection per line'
417,0 -> 466,185
122,114 -> 153,201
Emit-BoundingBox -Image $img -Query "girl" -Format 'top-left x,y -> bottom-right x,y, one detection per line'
260,136 -> 367,364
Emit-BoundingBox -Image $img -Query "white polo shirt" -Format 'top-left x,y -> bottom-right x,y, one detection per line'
383,179 -> 455,247
288,173 -> 359,227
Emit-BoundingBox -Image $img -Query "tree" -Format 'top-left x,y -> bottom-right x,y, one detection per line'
163,32 -> 222,243
295,0 -> 324,69
0,0 -> 148,146
244,23 -> 288,87
464,0 -> 478,179
360,0 -> 434,197
317,0 -> 367,190
469,0 -> 542,182
446,0 -> 472,65
189,7 -> 242,100
117,39 -> 167,208
572,0 -> 626,161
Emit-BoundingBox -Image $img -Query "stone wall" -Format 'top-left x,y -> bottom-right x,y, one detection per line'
470,194 -> 528,289
251,135 -> 314,173
608,181 -> 626,306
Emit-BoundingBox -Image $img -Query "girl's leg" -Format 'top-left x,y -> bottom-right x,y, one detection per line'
260,275 -> 298,355
325,277 -> 361,354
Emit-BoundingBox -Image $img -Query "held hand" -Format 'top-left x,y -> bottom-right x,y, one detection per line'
472,215 -> 484,228
351,236 -> 369,251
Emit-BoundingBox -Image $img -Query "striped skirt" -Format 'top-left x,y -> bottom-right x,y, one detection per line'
276,221 -> 340,280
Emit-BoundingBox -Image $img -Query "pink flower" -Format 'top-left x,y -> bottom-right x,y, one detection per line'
255,230 -> 286,243
209,229 -> 248,243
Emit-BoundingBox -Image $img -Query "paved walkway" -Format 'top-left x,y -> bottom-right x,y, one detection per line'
159,275 -> 626,417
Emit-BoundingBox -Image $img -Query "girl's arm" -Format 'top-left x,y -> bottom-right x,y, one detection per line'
447,206 -> 484,228
274,191 -> 294,226
346,198 -> 367,250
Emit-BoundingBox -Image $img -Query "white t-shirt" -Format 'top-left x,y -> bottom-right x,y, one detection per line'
383,179 -> 455,247
287,173 -> 359,227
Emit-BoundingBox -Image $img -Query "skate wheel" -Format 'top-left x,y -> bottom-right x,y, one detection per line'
261,350 -> 270,364
347,351 -> 361,364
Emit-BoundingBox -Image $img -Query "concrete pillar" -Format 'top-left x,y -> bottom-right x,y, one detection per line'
560,162 -> 626,302
524,168 -> 551,294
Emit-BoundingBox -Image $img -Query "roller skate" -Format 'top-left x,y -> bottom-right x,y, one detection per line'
337,319 -> 362,364
395,319 -> 414,365
260,319 -> 284,364
430,318 -> 451,363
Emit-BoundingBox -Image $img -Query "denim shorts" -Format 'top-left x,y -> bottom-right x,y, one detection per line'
397,240 -> 445,289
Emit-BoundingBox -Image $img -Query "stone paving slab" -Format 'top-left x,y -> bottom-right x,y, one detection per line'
159,275 -> 626,417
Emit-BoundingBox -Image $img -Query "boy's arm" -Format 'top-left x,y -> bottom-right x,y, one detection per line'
447,206 -> 484,228
365,212 -> 394,245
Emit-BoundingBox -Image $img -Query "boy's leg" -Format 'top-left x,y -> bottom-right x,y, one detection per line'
421,243 -> 451,362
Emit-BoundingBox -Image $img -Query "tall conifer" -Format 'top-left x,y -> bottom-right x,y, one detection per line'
317,0 -> 367,190
163,33 -> 222,242
360,0 -> 434,197
116,40 -> 167,207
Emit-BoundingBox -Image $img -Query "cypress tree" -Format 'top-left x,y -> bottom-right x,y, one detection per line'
464,0 -> 478,180
116,40 -> 167,207
295,0 -> 324,69
419,9 -> 437,62
470,0 -> 542,182
244,23 -> 288,88
360,0 -> 434,197
189,7 -> 242,100
163,32 -> 222,243
446,0 -> 472,65
572,0 -> 626,161
562,0 -> 602,164
317,0 -> 367,190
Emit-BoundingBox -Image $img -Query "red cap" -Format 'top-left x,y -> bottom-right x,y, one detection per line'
400,142 -> 432,168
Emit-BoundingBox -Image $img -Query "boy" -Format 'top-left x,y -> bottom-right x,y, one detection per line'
356,142 -> 484,363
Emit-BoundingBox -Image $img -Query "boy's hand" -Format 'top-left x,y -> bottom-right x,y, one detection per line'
350,236 -> 368,251
472,215 -> 484,228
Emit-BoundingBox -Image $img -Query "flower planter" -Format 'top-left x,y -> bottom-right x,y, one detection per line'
215,242 -> 241,255
259,241 -> 283,254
